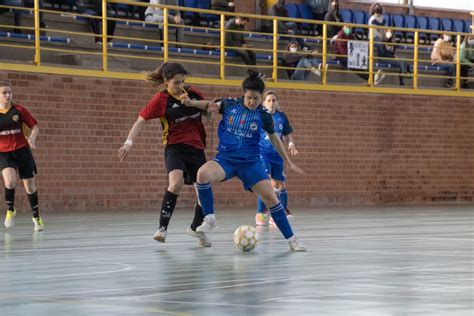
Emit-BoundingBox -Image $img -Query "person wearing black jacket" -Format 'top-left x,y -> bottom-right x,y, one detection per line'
225,17 -> 257,67
324,0 -> 342,38
377,29 -> 408,86
282,41 -> 321,80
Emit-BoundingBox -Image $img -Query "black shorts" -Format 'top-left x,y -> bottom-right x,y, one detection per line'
0,147 -> 37,179
164,143 -> 206,185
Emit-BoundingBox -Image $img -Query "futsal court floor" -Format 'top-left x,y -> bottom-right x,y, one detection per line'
1,206 -> 473,315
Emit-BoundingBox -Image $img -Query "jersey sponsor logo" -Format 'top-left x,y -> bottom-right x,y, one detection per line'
0,129 -> 21,136
174,112 -> 200,123
250,123 -> 258,131
12,115 -> 19,122
172,103 -> 180,109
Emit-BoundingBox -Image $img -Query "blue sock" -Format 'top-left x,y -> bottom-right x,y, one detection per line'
269,202 -> 293,239
195,182 -> 214,216
257,196 -> 266,213
280,189 -> 288,209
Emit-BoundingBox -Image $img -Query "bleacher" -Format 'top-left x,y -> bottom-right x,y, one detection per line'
0,0 -> 472,92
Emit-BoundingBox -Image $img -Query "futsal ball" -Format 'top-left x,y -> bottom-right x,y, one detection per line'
233,225 -> 259,252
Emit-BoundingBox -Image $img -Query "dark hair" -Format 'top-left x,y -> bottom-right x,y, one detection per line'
0,81 -> 12,88
242,69 -> 265,94
145,62 -> 190,89
369,2 -> 384,16
237,16 -> 250,22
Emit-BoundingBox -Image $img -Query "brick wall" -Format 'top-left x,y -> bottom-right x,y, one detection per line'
1,71 -> 473,211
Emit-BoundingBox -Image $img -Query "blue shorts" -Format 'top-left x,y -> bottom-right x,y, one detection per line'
261,156 -> 286,182
214,153 -> 269,190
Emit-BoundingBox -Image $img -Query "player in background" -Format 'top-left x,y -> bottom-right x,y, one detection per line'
181,70 -> 307,251
255,90 -> 298,226
118,62 -> 212,247
0,81 -> 44,231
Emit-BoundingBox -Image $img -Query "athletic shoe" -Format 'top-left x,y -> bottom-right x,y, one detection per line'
153,226 -> 167,243
32,216 -> 44,231
4,209 -> 16,228
288,236 -> 306,252
310,64 -> 322,77
186,225 -> 212,247
255,212 -> 268,226
196,214 -> 218,233
374,69 -> 386,86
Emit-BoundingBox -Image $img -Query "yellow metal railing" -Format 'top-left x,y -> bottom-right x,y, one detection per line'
0,0 -> 472,97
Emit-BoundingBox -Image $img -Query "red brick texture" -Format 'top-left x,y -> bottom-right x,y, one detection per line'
1,71 -> 473,211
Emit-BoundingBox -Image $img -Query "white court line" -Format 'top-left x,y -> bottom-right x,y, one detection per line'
35,262 -> 136,279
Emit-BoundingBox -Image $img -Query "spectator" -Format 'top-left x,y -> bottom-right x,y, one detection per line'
212,0 -> 234,12
431,33 -> 455,88
145,0 -> 184,48
333,25 -> 385,85
324,0 -> 342,38
377,29 -> 409,86
282,41 -> 321,80
460,35 -> 474,88
1,0 -> 46,34
265,0 -> 304,47
78,0 -> 117,43
368,2 -> 386,41
225,17 -> 258,69
304,0 -> 330,35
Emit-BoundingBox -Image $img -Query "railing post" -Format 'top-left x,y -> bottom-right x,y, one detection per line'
220,14 -> 225,79
455,34 -> 461,91
101,0 -> 108,71
272,18 -> 278,81
368,26 -> 374,86
163,8 -> 169,62
322,22 -> 327,85
413,31 -> 418,90
33,0 -> 40,65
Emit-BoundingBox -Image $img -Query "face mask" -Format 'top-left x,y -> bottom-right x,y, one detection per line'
386,32 -> 392,39
289,47 -> 297,53
343,28 -> 351,36
443,35 -> 451,42
468,39 -> 474,45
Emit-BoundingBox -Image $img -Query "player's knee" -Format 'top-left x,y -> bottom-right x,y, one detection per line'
23,179 -> 36,194
196,168 -> 211,183
261,190 -> 279,206
4,180 -> 15,189
167,182 -> 182,194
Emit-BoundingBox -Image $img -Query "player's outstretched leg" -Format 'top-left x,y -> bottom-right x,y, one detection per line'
186,203 -> 212,247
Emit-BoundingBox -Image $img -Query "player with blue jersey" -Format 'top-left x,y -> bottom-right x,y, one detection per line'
256,91 -> 298,226
181,70 -> 306,251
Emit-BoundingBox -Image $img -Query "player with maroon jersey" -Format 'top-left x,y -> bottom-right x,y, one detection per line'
0,81 -> 44,231
118,62 -> 213,247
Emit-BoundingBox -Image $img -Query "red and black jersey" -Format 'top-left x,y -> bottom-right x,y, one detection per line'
139,86 -> 206,150
0,104 -> 37,153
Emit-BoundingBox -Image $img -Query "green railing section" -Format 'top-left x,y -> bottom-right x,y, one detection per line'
0,0 -> 473,97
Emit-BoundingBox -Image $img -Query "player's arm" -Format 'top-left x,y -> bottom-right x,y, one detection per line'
118,116 -> 146,161
285,133 -> 298,156
27,125 -> 39,149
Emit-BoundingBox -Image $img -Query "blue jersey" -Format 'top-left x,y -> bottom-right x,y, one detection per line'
259,111 -> 293,163
217,98 -> 274,162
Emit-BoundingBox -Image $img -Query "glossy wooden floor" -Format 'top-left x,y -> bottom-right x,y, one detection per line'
1,206 -> 473,315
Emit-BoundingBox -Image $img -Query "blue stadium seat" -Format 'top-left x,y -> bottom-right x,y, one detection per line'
416,16 -> 429,42
182,0 -> 198,21
383,13 -> 392,27
297,4 -> 314,34
391,14 -> 405,41
197,0 -> 219,25
452,19 -> 464,33
465,20 -> 472,33
441,18 -> 453,32
428,17 -> 441,42
339,9 -> 353,24
285,3 -> 301,19
352,10 -> 367,38
405,15 -> 416,42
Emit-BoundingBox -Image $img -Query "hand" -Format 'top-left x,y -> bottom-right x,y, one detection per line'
173,15 -> 182,24
118,144 -> 132,162
179,93 -> 192,106
27,137 -> 36,149
207,98 -> 221,113
228,1 -> 235,7
288,143 -> 298,156
288,162 -> 305,175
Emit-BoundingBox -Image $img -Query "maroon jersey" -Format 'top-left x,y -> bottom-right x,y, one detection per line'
0,104 -> 37,153
139,87 -> 206,150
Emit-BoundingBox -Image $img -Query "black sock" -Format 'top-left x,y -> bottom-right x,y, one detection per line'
5,188 -> 15,211
28,191 -> 39,219
159,190 -> 178,229
190,203 -> 204,231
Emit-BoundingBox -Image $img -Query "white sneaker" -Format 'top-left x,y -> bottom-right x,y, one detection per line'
32,217 -> 44,231
153,226 -> 167,243
196,214 -> 218,233
186,225 -> 212,247
310,64 -> 321,77
374,69 -> 386,86
288,236 -> 306,252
